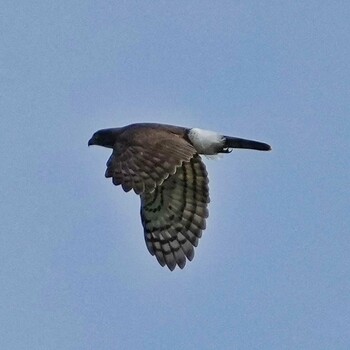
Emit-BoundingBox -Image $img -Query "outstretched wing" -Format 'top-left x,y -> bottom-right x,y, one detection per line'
105,128 -> 196,194
140,155 -> 210,271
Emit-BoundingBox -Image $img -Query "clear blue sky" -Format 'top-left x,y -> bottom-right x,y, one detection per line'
2,1 -> 349,349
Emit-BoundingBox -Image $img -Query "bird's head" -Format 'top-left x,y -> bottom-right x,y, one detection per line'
88,128 -> 122,149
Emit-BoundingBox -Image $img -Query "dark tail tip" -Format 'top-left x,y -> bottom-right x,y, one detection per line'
224,136 -> 272,151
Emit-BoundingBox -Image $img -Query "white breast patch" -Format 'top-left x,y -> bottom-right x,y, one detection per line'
188,128 -> 225,155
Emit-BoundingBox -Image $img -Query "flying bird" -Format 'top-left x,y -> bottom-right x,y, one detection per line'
88,123 -> 271,271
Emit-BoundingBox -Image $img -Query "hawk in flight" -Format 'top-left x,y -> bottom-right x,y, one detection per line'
88,123 -> 271,270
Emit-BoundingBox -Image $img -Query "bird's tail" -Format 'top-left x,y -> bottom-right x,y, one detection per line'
224,136 -> 271,151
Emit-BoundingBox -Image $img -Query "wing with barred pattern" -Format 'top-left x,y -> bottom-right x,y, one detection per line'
105,128 -> 196,194
140,155 -> 210,270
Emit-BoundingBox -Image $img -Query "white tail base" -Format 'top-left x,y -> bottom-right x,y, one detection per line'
188,128 -> 225,155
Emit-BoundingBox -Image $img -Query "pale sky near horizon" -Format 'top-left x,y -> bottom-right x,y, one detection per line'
2,1 -> 350,349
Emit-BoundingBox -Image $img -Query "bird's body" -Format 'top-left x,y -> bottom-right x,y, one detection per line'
88,123 -> 271,270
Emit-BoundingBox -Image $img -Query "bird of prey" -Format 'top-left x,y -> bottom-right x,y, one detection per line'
88,123 -> 271,271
